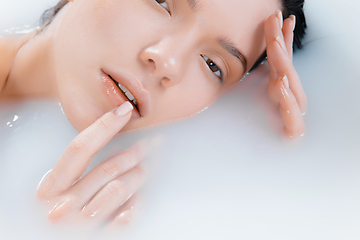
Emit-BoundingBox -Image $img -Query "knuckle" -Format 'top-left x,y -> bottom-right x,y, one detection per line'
133,165 -> 147,180
127,148 -> 142,162
94,118 -> 109,131
67,138 -> 86,156
47,197 -> 71,223
107,180 -> 126,197
98,160 -> 120,178
115,211 -> 132,226
36,182 -> 59,201
48,208 -> 66,223
36,187 -> 52,201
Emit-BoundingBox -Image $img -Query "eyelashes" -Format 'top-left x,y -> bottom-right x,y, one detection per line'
154,0 -> 225,83
201,55 -> 224,82
154,0 -> 170,13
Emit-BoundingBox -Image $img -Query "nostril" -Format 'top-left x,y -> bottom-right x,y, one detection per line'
161,77 -> 174,88
147,59 -> 156,70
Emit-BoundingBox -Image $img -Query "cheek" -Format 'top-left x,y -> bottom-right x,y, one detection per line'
153,70 -> 220,122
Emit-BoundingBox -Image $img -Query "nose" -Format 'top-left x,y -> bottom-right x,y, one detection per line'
139,37 -> 187,88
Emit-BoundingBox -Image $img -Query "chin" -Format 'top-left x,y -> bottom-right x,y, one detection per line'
61,104 -> 102,132
68,114 -> 96,132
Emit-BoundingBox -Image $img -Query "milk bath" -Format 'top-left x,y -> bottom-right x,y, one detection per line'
1,0 -> 360,239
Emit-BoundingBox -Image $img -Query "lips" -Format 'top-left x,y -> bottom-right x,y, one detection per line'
100,68 -> 150,118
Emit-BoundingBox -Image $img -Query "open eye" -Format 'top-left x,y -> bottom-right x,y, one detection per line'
154,0 -> 170,13
201,55 -> 224,82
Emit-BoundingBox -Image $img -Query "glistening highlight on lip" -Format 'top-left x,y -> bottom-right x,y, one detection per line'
101,68 -> 151,118
100,69 -> 141,119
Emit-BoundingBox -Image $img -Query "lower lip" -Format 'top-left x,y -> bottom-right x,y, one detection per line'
100,70 -> 140,119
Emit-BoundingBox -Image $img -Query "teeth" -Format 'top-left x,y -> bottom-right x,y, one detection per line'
125,91 -> 135,101
117,82 -> 128,92
117,82 -> 137,106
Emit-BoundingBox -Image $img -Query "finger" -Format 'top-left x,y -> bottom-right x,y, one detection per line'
266,37 -> 307,114
267,59 -> 279,105
81,164 -> 146,222
37,102 -> 134,200
265,11 -> 288,56
106,194 -> 140,231
265,11 -> 284,105
282,16 -> 296,61
66,142 -> 145,206
274,76 -> 305,138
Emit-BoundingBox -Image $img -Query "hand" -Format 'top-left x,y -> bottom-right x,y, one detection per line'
36,102 -> 146,229
265,11 -> 307,139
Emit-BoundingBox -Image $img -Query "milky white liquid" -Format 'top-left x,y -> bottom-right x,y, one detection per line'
1,0 -> 360,239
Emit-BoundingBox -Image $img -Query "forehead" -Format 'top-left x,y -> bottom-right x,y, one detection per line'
196,0 -> 281,66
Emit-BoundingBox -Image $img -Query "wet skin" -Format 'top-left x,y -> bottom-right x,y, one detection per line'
0,0 -> 306,228
2,0 -> 282,132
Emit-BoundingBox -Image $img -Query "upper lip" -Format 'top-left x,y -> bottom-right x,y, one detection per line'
102,68 -> 151,117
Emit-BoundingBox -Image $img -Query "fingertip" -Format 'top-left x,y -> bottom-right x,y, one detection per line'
114,101 -> 133,118
116,210 -> 133,226
107,194 -> 140,231
282,126 -> 306,141
275,10 -> 283,29
290,15 -> 296,31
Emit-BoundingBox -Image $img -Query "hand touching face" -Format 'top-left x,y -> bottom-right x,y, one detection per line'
265,11 -> 307,139
48,0 -> 279,132
37,102 -> 145,229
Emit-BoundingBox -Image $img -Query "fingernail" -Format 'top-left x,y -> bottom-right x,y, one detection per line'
290,15 -> 296,30
281,75 -> 290,89
276,10 -> 283,29
114,101 -> 133,117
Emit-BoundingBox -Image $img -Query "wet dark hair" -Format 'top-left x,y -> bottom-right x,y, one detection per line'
41,0 -> 306,72
40,0 -> 68,28
251,0 -> 307,71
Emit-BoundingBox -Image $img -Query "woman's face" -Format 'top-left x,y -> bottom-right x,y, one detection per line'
51,0 -> 280,132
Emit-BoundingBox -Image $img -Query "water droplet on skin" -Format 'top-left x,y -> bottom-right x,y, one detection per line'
198,107 -> 209,114
90,210 -> 99,217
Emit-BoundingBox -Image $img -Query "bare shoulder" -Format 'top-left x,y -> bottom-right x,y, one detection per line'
0,31 -> 37,92
0,37 -> 15,92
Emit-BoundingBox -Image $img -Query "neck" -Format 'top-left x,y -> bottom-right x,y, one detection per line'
0,30 -> 58,100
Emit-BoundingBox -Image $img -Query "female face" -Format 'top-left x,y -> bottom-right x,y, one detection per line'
51,0 -> 280,132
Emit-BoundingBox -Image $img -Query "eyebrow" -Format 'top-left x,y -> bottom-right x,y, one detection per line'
185,0 -> 248,75
186,0 -> 201,12
217,37 -> 248,74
